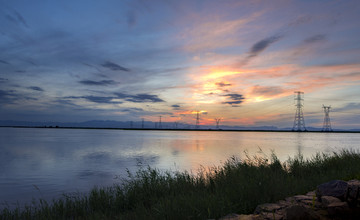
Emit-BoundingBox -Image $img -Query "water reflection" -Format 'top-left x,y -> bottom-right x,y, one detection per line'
0,128 -> 359,208
296,133 -> 303,157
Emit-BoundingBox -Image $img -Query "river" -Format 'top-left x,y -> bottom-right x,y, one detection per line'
0,127 -> 359,207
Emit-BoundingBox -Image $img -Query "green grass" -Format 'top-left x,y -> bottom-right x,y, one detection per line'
1,150 -> 360,219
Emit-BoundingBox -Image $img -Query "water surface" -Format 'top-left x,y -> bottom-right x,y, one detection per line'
0,127 -> 359,207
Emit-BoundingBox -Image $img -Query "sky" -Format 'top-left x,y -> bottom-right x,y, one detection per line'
0,0 -> 360,129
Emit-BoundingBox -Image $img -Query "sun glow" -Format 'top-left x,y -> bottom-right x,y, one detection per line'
252,96 -> 271,102
191,110 -> 207,114
203,70 -> 243,80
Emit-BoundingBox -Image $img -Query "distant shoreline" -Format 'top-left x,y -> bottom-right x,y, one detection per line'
1,125 -> 359,133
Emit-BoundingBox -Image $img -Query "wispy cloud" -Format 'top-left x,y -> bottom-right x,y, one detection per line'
249,35 -> 282,57
0,90 -> 15,103
121,107 -> 143,112
0,60 -> 10,65
288,15 -> 312,27
5,9 -> 29,28
222,93 -> 245,106
65,96 -> 122,104
250,85 -> 285,97
180,14 -> 260,52
28,86 -> 44,92
304,34 -> 326,44
65,92 -> 164,105
215,82 -> 232,87
0,78 -> 8,83
171,104 -> 181,110
101,61 -> 130,71
0,89 -> 36,104
78,80 -> 118,86
127,10 -> 137,27
333,103 -> 360,112
240,35 -> 283,66
114,92 -> 164,103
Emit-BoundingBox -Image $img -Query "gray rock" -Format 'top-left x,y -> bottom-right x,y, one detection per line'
347,179 -> 360,199
321,196 -> 342,207
293,195 -> 313,202
238,214 -> 261,220
327,201 -> 350,216
220,213 -> 263,220
219,213 -> 240,220
254,203 -> 282,214
306,191 -> 316,197
261,212 -> 283,220
285,205 -> 320,220
278,200 -> 290,207
316,180 -> 348,200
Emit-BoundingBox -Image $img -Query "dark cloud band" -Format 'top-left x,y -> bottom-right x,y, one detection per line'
79,80 -> 118,86
114,92 -> 164,103
222,93 -> 245,106
102,61 -> 130,71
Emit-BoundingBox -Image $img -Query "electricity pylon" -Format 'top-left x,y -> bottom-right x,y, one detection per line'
322,105 -> 332,132
195,111 -> 200,129
159,116 -> 162,129
215,118 -> 221,129
174,121 -> 179,129
292,91 -> 307,131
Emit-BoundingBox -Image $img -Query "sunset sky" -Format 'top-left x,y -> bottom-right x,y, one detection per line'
1,0 -> 360,129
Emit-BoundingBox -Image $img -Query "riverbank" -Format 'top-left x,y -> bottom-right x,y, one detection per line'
1,150 -> 360,219
221,179 -> 360,219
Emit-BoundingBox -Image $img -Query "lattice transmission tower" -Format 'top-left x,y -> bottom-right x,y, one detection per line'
174,121 -> 179,129
322,105 -> 332,132
159,116 -> 162,129
292,91 -> 307,131
215,118 -> 221,129
195,111 -> 200,129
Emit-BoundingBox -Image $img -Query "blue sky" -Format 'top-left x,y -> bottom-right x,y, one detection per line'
1,0 -> 360,129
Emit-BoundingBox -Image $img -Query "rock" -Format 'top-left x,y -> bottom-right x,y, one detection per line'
219,180 -> 360,220
260,212 -> 283,220
347,179 -> 360,187
278,200 -> 290,207
238,214 -> 261,220
306,190 -> 316,198
327,201 -> 350,216
293,195 -> 313,202
219,213 -> 262,220
254,203 -> 281,214
219,213 -> 240,220
306,191 -> 316,197
285,205 -> 320,220
321,196 -> 342,207
347,179 -> 360,199
316,180 -> 348,200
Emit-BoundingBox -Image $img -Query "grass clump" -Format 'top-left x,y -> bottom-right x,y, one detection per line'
1,150 -> 360,219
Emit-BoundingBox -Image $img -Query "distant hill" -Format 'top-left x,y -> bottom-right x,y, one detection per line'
0,119 -> 279,130
1,120 -> 358,131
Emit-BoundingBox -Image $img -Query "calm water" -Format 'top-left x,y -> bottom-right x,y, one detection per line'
0,127 -> 359,207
